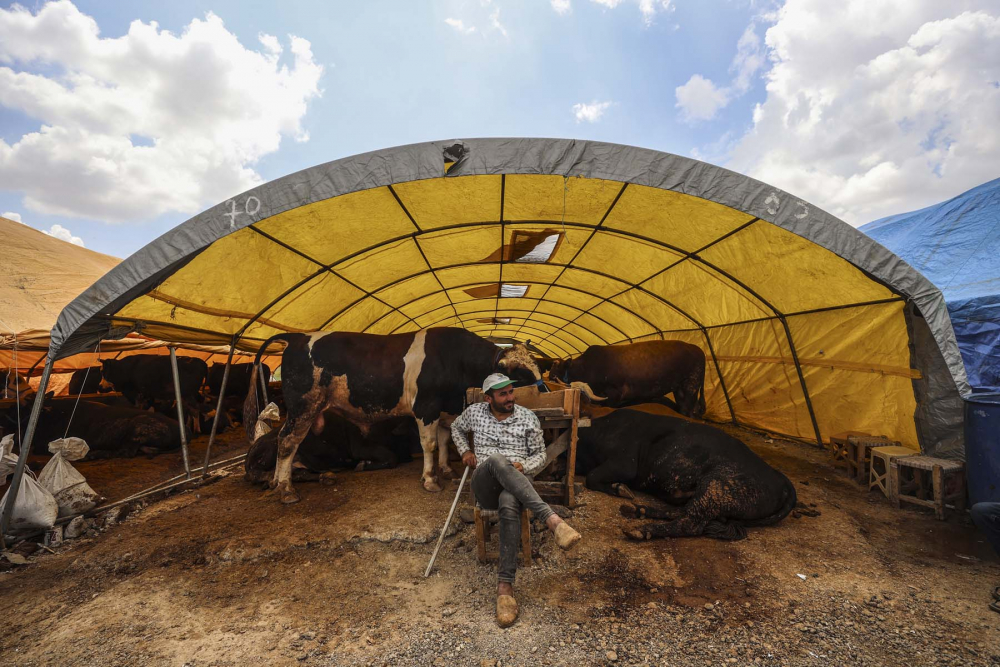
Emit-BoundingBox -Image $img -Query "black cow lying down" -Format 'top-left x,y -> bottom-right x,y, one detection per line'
3,400 -> 186,459
577,409 -> 796,540
245,413 -> 416,483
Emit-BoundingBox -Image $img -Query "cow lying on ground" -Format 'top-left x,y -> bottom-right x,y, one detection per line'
2,400 -> 185,459
245,413 -> 416,483
244,327 -> 543,503
549,340 -> 707,417
100,355 -> 208,433
576,408 -> 796,540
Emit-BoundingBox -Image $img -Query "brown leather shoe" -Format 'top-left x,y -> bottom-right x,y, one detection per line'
496,594 -> 518,628
554,522 -> 582,550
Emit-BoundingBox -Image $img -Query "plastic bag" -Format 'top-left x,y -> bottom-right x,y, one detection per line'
38,453 -> 100,517
253,402 -> 281,442
48,437 -> 90,461
0,434 -> 17,486
0,470 -> 58,535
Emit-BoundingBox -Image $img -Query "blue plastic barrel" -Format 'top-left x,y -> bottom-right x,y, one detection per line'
964,392 -> 1000,504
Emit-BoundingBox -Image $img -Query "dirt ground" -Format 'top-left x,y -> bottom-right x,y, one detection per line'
2,412 -> 999,667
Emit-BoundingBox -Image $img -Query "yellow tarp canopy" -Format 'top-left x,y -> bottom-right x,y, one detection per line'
47,140 -> 968,457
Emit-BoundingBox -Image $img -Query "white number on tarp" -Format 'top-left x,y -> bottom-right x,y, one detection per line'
224,196 -> 263,230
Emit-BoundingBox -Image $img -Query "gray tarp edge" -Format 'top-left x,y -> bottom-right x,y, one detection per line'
48,138 -> 970,401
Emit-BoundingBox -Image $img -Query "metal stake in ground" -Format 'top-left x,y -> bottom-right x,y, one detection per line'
424,465 -> 470,578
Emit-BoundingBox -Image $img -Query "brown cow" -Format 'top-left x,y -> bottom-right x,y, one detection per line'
549,340 -> 706,418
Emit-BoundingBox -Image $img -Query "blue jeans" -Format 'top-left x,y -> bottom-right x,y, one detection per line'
971,502 -> 1000,558
471,454 -> 554,584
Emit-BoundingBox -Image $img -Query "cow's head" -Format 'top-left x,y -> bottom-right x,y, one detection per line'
495,343 -> 543,385
547,358 -> 573,384
98,359 -> 115,392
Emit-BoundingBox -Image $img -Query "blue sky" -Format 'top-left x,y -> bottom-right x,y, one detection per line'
1,0 -> 997,258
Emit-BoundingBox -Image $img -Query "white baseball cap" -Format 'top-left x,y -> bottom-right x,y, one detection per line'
482,373 -> 515,393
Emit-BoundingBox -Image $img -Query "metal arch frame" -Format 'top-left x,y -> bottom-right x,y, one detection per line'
536,217 -> 760,348
393,300 -> 604,350
493,174 -> 506,338
399,306 -> 596,355
247,226 -> 423,332
512,182 -> 629,340
135,191 -> 900,445
226,213 -> 769,345
313,260 -> 680,339
376,280 -> 638,341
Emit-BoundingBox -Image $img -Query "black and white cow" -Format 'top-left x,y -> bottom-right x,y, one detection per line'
244,327 -> 543,504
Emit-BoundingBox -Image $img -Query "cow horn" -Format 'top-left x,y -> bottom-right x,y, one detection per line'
570,381 -> 607,402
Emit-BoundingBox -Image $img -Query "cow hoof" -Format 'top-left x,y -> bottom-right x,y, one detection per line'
439,465 -> 456,480
280,489 -> 301,504
623,528 -> 646,541
319,472 -> 336,486
618,504 -> 638,519
423,478 -> 443,493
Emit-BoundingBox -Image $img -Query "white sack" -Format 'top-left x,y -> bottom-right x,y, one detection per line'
48,437 -> 90,461
254,402 -> 281,441
0,434 -> 18,485
38,453 -> 100,517
0,470 -> 58,535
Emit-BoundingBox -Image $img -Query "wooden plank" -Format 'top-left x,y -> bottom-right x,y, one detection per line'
567,388 -> 580,508
542,431 -> 571,470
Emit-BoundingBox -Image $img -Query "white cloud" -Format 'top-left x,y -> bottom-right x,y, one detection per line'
0,1 -> 323,223
674,24 -> 764,122
444,18 -> 476,34
724,1 -> 1000,225
43,223 -> 83,246
587,0 -> 673,25
489,8 -> 508,37
551,0 -> 572,14
2,211 -> 21,222
675,75 -> 729,121
572,100 -> 613,123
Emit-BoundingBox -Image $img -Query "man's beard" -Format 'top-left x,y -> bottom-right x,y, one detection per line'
493,400 -> 515,414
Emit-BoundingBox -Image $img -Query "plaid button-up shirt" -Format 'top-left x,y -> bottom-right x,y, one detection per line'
450,402 -> 547,477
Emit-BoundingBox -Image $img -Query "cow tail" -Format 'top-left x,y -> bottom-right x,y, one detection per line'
243,333 -> 290,441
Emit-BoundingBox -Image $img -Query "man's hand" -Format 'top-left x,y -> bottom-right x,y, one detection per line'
462,451 -> 478,469
513,462 -> 524,473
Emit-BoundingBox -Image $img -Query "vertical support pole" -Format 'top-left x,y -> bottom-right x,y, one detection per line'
168,347 -> 191,479
258,362 -> 270,406
202,344 -> 236,479
1,358 -> 54,539
565,388 -> 579,508
701,327 -> 737,425
777,315 -> 823,447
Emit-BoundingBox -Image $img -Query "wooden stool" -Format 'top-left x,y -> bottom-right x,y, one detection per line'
474,505 -> 532,565
892,456 -> 966,520
868,446 -> 917,498
846,435 -> 895,482
829,431 -> 870,471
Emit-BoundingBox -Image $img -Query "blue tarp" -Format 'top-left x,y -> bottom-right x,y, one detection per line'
862,178 -> 1000,390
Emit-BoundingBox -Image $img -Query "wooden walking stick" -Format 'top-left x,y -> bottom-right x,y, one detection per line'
424,465 -> 470,578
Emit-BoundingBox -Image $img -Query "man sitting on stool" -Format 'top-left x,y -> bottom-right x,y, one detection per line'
451,373 -> 582,628
971,502 -> 1000,614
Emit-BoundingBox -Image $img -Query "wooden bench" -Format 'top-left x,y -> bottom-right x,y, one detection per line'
868,445 -> 918,499
891,456 -> 966,520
